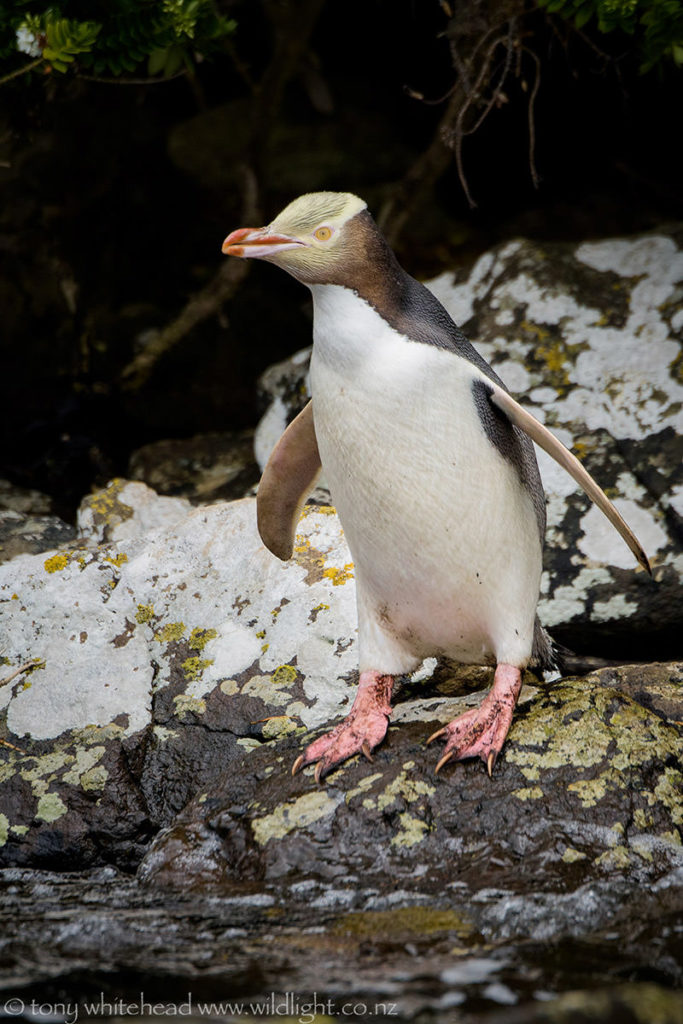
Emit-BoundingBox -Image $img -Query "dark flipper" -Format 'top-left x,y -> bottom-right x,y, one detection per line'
257,401 -> 322,560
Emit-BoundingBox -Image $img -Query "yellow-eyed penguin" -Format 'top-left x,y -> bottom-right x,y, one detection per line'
222,192 -> 651,782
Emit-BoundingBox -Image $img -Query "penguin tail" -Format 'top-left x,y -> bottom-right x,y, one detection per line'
531,620 -> 631,678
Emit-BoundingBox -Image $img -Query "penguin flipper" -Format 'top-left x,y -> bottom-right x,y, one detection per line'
257,400 -> 322,560
488,383 -> 652,575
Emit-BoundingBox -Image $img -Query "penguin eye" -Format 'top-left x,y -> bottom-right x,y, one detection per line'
314,226 -> 333,241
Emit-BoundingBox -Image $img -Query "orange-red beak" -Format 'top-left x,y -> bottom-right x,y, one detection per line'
221,226 -> 305,259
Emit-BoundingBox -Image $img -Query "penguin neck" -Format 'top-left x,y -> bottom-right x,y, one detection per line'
304,210 -> 412,321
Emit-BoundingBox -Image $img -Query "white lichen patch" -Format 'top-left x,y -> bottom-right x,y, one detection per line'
251,790 -> 342,845
592,593 -> 638,623
578,500 -> 667,569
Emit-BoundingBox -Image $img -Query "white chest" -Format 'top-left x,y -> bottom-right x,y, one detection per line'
307,284 -> 542,667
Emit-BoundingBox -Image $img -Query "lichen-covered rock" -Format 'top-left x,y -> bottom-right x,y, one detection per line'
254,229 -> 683,657
0,499 -> 359,867
76,478 -> 192,545
127,429 -> 259,503
138,670 -> 683,900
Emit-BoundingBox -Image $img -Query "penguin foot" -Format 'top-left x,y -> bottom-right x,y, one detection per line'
427,663 -> 522,776
292,670 -> 394,783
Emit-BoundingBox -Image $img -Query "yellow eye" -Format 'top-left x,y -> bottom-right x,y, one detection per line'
314,226 -> 332,241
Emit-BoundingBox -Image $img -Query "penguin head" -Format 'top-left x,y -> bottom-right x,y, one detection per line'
222,191 -> 375,285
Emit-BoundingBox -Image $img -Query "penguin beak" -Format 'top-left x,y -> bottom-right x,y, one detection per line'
222,226 -> 306,260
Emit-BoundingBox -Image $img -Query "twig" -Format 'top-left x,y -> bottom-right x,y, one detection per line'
0,658 -> 42,687
1,738 -> 26,753
522,45 -> 541,189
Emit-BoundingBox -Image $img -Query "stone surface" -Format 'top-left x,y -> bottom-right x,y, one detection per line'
0,510 -> 76,565
127,429 -> 259,504
0,499 -> 358,867
254,229 -> 683,660
76,478 -> 192,545
139,669 -> 683,894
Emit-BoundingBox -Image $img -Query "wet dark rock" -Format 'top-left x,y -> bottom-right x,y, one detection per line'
127,429 -> 260,504
139,673 -> 683,901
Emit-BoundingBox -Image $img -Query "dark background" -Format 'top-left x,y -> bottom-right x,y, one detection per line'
1,0 -> 682,519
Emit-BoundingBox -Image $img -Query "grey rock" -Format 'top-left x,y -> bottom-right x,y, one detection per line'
128,430 -> 259,504
0,498 -> 358,867
0,509 -> 76,565
138,668 -> 683,897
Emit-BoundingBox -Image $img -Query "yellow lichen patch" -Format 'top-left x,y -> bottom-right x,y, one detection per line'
84,478 -> 134,521
135,604 -> 155,624
256,630 -> 266,639
271,664 -> 298,687
189,627 -> 218,651
391,811 -> 430,848
220,679 -> 238,695
292,536 -> 327,585
261,716 -> 301,739
0,813 -> 8,847
567,775 -> 615,808
251,790 -> 341,845
173,694 -> 206,716
300,504 -> 337,518
35,793 -> 68,823
512,786 -> 544,801
80,765 -> 109,791
345,772 -> 385,804
323,563 -> 355,586
154,621 -> 186,643
104,552 -> 128,567
375,769 -> 436,812
595,846 -> 633,871
44,553 -> 70,573
182,655 -> 214,681
652,768 -> 683,825
633,807 -> 654,830
62,746 -> 106,788
562,847 -> 587,863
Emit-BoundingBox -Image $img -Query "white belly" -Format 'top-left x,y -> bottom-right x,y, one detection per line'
309,284 -> 543,673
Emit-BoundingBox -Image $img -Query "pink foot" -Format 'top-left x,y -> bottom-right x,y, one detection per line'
427,663 -> 522,776
292,670 -> 394,783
